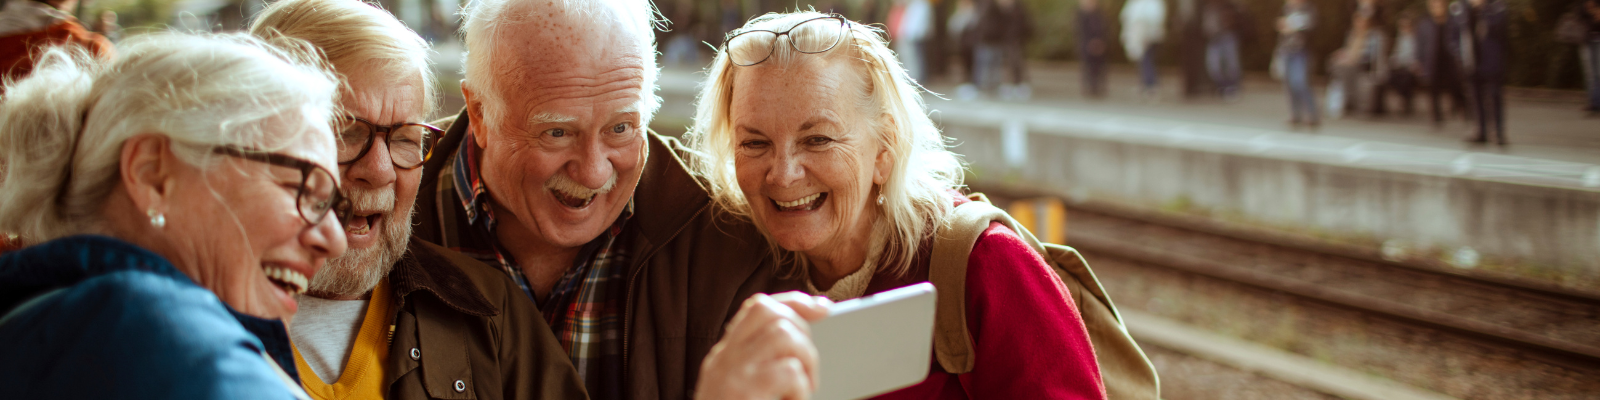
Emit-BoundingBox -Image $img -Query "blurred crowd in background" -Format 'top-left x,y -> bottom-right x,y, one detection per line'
1,0 -> 1598,141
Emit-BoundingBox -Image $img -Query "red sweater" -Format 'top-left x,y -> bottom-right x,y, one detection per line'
865,221 -> 1107,399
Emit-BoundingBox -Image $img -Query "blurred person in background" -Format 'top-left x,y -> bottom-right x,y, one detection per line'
248,0 -> 588,398
0,33 -> 345,399
891,0 -> 932,82
0,0 -> 113,89
1078,0 -> 1109,98
687,11 -> 1109,399
1581,0 -> 1600,114
1454,0 -> 1509,144
948,0 -> 980,99
1178,0 -> 1210,98
662,0 -> 701,68
1327,10 -> 1385,119
1121,0 -> 1166,101
1418,0 -> 1468,126
1202,0 -> 1243,100
1277,0 -> 1318,126
974,0 -> 1034,101
720,0 -> 744,42
413,0 -> 805,397
1388,14 -> 1421,117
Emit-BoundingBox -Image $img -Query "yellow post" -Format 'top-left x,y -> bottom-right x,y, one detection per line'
1005,197 -> 1067,245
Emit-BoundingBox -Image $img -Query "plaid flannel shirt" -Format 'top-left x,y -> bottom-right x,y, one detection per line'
450,135 -> 628,400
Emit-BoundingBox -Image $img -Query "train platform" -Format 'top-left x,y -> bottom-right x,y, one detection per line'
918,61 -> 1600,166
652,62 -> 1600,294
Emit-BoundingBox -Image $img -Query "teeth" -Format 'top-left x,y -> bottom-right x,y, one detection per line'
346,216 -> 371,235
551,188 -> 596,208
776,193 -> 821,208
263,266 -> 308,295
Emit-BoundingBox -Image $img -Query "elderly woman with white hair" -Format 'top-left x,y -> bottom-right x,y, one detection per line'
686,11 -> 1107,399
0,34 -> 346,398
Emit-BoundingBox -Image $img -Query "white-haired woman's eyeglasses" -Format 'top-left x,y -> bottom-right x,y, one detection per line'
723,15 -> 851,66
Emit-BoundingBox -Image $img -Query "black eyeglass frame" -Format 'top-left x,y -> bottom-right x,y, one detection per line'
212,145 -> 351,226
336,116 -> 444,170
722,15 -> 852,67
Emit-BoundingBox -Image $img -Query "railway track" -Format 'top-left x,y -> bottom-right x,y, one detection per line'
980,191 -> 1600,371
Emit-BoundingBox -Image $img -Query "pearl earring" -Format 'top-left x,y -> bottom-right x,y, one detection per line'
877,194 -> 885,206
147,209 -> 165,229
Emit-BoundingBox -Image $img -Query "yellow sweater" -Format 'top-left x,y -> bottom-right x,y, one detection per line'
292,278 -> 394,400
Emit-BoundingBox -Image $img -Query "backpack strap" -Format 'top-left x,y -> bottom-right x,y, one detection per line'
927,196 -> 1160,398
926,196 -> 1001,373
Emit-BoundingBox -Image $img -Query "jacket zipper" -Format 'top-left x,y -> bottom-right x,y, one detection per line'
621,203 -> 709,394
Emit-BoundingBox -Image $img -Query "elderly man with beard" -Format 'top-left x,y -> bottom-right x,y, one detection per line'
412,0 -> 806,398
249,0 -> 588,399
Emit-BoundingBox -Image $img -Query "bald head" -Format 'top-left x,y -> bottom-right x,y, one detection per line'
461,0 -> 659,127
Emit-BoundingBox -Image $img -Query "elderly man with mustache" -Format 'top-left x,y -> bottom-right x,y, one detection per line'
250,0 -> 587,399
412,0 -> 806,398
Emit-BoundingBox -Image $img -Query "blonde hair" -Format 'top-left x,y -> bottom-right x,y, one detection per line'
459,0 -> 661,127
250,0 -> 436,116
0,33 -> 341,242
684,11 -> 965,277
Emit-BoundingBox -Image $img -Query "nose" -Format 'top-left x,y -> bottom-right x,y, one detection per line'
344,139 -> 396,189
301,211 -> 348,270
567,137 -> 616,189
766,150 -> 805,188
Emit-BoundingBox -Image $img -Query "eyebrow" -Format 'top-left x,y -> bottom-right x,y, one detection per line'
617,104 -> 640,115
528,112 -> 577,125
800,115 -> 841,132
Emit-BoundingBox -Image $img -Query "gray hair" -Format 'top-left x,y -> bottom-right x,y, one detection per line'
250,0 -> 437,117
684,11 -> 965,277
0,33 -> 341,242
459,0 -> 661,126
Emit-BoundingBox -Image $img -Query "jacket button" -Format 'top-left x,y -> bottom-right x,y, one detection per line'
453,380 -> 466,392
410,347 -> 421,361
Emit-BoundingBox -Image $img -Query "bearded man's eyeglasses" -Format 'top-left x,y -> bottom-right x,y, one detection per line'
336,116 -> 443,170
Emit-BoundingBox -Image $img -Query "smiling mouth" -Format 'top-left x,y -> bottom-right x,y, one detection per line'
264,265 -> 307,295
551,188 -> 598,209
344,212 -> 382,235
772,193 -> 827,212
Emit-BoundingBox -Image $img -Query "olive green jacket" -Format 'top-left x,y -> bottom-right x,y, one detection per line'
385,239 -> 589,400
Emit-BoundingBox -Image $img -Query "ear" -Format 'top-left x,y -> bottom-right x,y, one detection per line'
120,134 -> 176,214
871,115 -> 896,186
461,81 -> 490,149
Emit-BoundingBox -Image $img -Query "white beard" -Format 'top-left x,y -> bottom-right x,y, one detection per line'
306,186 -> 411,299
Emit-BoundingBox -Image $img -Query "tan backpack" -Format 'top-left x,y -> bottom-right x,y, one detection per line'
928,195 -> 1159,399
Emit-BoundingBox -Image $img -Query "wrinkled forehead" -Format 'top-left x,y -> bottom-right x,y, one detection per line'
485,10 -> 649,102
340,61 -> 428,124
728,56 -> 864,120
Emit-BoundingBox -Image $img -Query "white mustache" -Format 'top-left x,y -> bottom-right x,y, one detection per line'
544,172 -> 616,198
344,186 -> 396,216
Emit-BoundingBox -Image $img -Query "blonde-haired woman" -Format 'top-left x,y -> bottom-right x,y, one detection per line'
0,34 -> 346,398
687,11 -> 1105,399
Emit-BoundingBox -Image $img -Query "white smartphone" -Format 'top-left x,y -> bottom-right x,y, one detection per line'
809,282 -> 938,400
